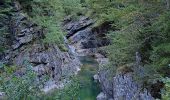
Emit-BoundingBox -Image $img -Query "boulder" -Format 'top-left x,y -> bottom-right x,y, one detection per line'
93,74 -> 99,81
96,92 -> 107,100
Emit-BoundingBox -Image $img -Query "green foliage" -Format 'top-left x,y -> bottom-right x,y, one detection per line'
94,0 -> 170,69
162,77 -> 170,100
61,0 -> 85,16
20,0 -> 85,45
44,77 -> 80,100
0,65 -> 41,100
27,0 -> 64,44
84,1 -> 170,99
149,12 -> 170,69
0,1 -> 12,53
0,0 -> 169,99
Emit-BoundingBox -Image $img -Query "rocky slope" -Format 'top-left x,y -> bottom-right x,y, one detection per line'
0,1 -> 81,93
96,56 -> 154,100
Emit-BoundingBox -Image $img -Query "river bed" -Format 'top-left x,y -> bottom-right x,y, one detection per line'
44,56 -> 101,100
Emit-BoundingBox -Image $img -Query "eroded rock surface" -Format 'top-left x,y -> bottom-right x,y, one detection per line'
1,1 -> 81,92
97,63 -> 154,100
63,16 -> 110,56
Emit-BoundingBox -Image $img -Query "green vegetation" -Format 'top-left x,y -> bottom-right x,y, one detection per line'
0,0 -> 12,53
43,77 -> 80,100
83,0 -> 170,98
0,0 -> 170,99
19,0 -> 65,44
0,64 -> 41,100
18,0 -> 85,45
162,77 -> 170,100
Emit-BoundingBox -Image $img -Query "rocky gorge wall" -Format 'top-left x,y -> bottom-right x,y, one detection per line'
63,16 -> 110,56
63,14 -> 155,100
0,1 -> 81,93
0,1 -> 156,99
96,57 -> 155,100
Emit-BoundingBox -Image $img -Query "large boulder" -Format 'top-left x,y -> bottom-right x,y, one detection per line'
97,92 -> 107,100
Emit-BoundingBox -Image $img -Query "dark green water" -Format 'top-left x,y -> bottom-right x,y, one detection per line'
44,56 -> 101,100
76,56 -> 101,100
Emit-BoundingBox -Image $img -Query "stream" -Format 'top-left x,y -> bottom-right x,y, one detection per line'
45,56 -> 101,100
76,56 -> 101,100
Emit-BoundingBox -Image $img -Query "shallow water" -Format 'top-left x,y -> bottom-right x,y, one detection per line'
44,56 -> 101,100
76,56 -> 101,100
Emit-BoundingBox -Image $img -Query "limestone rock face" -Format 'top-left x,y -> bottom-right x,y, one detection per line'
9,11 -> 41,50
113,73 -> 154,100
1,1 -> 81,92
97,68 -> 154,100
95,54 -> 154,100
63,16 -> 110,56
97,92 -> 107,100
64,16 -> 94,38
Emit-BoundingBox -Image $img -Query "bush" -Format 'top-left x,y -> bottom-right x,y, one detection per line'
162,78 -> 170,100
0,65 -> 41,100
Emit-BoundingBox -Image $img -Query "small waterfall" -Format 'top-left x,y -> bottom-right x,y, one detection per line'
68,45 -> 76,54
63,36 -> 77,55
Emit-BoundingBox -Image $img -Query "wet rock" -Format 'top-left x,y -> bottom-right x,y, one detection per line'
96,58 -> 109,66
96,56 -> 154,100
94,53 -> 105,59
96,92 -> 107,100
93,74 -> 99,81
0,92 -> 5,99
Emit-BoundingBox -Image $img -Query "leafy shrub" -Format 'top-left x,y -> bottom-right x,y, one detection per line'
0,65 -> 41,100
43,77 -> 80,100
162,78 -> 170,100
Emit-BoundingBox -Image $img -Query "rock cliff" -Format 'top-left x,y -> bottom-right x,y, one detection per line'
63,15 -> 155,100
0,1 -> 156,99
96,59 -> 154,100
0,1 -> 81,92
63,16 -> 110,56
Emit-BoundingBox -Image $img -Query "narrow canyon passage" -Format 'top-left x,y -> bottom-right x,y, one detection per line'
76,56 -> 101,100
1,1 -> 169,100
